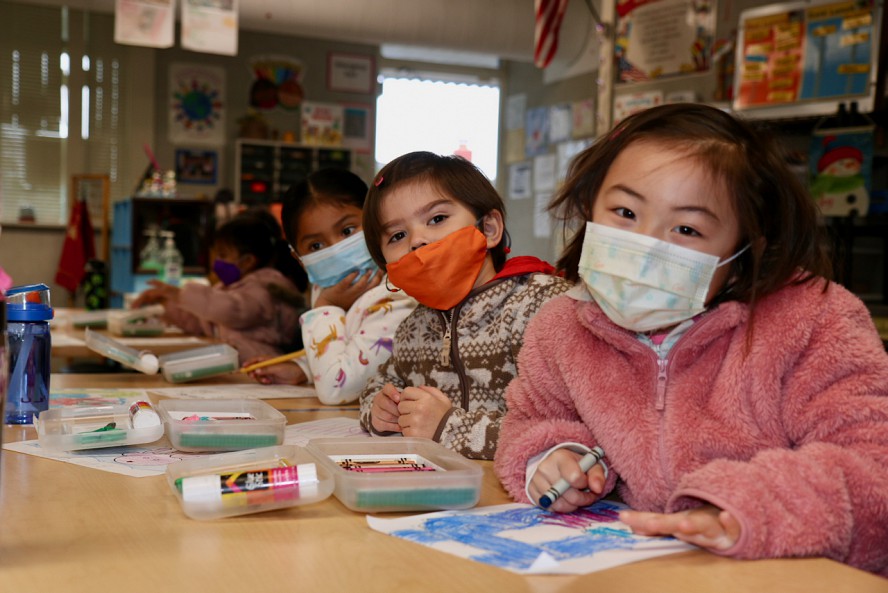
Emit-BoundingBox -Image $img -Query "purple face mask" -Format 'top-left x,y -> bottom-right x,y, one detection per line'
213,259 -> 242,286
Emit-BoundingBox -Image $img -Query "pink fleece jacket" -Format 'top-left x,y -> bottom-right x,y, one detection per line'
495,279 -> 888,576
161,267 -> 302,364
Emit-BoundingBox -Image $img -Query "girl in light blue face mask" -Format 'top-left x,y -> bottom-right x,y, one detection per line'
495,104 -> 888,577
242,169 -> 417,407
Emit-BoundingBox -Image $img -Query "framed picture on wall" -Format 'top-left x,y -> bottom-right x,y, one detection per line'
175,149 -> 218,185
328,53 -> 375,94
342,103 -> 374,151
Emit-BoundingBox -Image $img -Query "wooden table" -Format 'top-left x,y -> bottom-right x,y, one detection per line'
50,308 -> 213,360
1,374 -> 886,593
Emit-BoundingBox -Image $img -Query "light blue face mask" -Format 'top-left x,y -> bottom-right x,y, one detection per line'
297,230 -> 378,288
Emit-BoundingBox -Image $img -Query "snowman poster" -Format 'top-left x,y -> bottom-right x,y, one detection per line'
809,125 -> 873,217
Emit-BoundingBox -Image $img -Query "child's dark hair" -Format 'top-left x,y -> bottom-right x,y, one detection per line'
280,168 -> 369,247
214,209 -> 308,292
363,151 -> 510,270
552,103 -> 832,309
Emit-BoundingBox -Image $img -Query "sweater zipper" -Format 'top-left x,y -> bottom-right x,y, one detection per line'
647,318 -> 712,485
439,310 -> 454,366
440,305 -> 470,410
655,356 -> 668,411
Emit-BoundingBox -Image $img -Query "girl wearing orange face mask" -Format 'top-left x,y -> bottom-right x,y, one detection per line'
359,151 -> 571,460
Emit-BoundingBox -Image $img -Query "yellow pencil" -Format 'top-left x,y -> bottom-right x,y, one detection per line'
239,349 -> 306,374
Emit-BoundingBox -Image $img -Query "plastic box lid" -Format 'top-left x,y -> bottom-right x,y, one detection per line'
304,437 -> 483,513
158,344 -> 239,383
36,402 -> 164,452
157,398 -> 286,452
85,328 -> 159,374
167,445 -> 334,520
108,305 -> 165,336
71,310 -> 109,329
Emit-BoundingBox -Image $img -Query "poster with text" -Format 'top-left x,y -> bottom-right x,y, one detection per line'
735,0 -> 875,110
616,0 -> 714,82
181,0 -> 238,56
114,0 -> 174,48
301,102 -> 344,147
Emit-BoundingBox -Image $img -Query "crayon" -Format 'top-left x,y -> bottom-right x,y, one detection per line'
341,466 -> 436,473
538,446 -> 605,509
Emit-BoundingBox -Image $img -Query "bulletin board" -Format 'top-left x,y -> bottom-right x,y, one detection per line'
734,0 -> 882,118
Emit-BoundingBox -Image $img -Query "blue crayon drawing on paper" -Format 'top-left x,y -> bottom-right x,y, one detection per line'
367,501 -> 694,575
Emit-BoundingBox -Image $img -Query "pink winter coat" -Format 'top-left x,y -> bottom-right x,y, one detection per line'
495,280 -> 888,576
161,267 -> 302,364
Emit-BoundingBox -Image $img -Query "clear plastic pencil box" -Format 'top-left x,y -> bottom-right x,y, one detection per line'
107,305 -> 165,336
85,330 -> 237,382
167,445 -> 334,520
157,398 -> 286,453
36,402 -> 164,452
85,328 -> 160,374
71,309 -> 109,329
304,437 -> 483,513
158,344 -> 239,383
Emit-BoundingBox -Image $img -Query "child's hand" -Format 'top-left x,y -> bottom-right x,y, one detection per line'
396,385 -> 453,439
314,270 -> 384,310
370,383 -> 402,433
243,358 -> 307,385
619,505 -> 741,551
130,280 -> 180,307
528,448 -> 607,513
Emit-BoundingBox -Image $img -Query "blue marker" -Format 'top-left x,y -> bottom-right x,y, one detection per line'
538,446 -> 605,509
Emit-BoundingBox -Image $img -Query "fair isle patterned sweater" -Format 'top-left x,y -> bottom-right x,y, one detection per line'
359,257 -> 571,460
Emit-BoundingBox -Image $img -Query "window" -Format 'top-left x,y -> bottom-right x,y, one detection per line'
0,2 -> 127,226
375,74 -> 500,181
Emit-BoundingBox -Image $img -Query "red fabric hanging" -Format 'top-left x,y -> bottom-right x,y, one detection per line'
54,200 -> 96,292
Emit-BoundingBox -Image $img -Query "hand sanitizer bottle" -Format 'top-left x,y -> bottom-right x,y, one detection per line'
139,228 -> 163,273
160,231 -> 184,287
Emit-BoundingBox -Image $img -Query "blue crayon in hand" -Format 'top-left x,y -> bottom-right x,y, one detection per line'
538,446 -> 605,509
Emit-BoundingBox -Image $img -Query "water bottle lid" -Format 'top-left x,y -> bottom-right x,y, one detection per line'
6,283 -> 54,322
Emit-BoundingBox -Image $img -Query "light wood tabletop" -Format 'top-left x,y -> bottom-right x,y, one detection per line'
1,373 -> 886,593
50,308 -> 214,359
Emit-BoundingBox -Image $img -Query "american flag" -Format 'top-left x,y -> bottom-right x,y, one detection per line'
534,0 -> 569,68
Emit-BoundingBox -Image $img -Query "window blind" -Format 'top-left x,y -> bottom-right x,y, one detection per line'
0,1 -> 127,226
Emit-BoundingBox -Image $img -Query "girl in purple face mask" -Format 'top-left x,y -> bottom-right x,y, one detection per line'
130,213 -> 307,364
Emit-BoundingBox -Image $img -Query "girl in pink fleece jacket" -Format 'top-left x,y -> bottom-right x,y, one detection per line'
494,103 -> 888,576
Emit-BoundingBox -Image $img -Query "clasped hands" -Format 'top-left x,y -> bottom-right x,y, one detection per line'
530,448 -> 741,552
369,382 -> 453,439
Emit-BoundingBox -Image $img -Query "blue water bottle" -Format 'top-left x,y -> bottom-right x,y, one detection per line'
5,283 -> 53,424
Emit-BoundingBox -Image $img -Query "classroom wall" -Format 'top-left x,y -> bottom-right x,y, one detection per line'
0,21 -> 380,300
497,61 -> 597,263
151,28 -> 379,195
0,12 -> 157,301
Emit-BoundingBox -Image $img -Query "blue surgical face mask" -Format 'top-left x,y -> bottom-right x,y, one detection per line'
213,259 -> 242,286
578,222 -> 749,332
297,230 -> 378,288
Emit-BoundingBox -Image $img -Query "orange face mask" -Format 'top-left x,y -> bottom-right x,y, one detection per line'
386,225 -> 489,310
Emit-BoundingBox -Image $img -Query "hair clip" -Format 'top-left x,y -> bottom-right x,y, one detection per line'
374,175 -> 384,187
